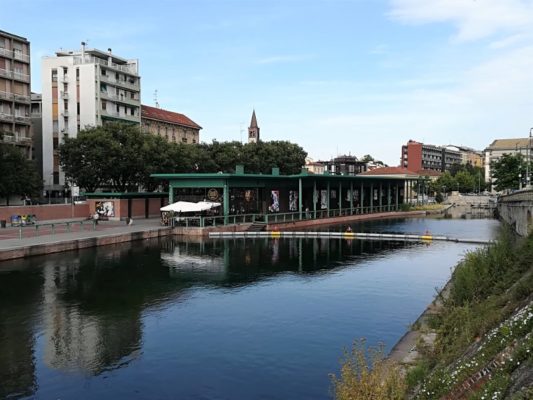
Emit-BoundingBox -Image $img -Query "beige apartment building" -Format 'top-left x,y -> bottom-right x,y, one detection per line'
141,105 -> 201,144
0,30 -> 32,158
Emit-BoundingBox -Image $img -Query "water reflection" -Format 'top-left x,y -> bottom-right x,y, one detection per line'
161,237 -> 420,286
0,267 -> 42,398
0,236 -> 418,396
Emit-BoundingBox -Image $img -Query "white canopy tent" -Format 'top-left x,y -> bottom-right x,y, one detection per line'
160,201 -> 221,213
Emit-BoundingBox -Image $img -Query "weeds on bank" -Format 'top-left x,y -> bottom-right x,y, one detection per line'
411,228 -> 533,399
330,339 -> 406,400
332,229 -> 533,399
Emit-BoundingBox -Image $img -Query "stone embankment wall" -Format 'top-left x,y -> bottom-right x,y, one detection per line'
498,190 -> 533,236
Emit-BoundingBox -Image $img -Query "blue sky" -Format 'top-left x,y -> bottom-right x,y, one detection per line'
3,0 -> 533,165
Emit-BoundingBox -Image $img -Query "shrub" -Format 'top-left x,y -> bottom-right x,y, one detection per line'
331,339 -> 406,400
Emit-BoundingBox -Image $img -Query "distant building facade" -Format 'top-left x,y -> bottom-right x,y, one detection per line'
401,140 -> 461,173
0,30 -> 32,159
141,105 -> 201,144
41,43 -> 141,192
248,110 -> 260,143
323,155 -> 367,175
484,138 -> 533,190
304,157 -> 326,174
445,145 -> 483,168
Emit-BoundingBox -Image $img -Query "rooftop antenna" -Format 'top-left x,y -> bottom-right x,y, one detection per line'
154,89 -> 160,108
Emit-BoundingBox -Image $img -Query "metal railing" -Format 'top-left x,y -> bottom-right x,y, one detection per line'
13,220 -> 98,239
74,55 -> 138,74
170,204 -> 402,228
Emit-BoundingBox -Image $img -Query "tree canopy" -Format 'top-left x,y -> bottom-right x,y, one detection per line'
59,123 -> 308,192
0,134 -> 42,205
428,164 -> 486,195
490,153 -> 529,192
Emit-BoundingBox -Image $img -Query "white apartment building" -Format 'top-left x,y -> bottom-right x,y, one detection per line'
41,43 -> 141,192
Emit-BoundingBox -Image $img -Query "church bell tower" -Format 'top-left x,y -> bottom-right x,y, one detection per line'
248,110 -> 260,144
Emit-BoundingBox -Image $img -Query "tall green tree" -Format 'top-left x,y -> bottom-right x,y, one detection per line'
0,138 -> 42,205
59,126 -> 115,192
491,153 -> 529,192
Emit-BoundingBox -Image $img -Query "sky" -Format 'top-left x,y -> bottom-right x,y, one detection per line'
2,0 -> 533,165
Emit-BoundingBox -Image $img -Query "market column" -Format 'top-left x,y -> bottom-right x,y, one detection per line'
223,180 -> 229,225
298,178 -> 303,220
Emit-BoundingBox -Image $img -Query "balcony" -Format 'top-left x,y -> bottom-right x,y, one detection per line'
100,74 -> 139,91
0,68 -> 12,79
1,133 -> 32,145
0,111 -> 14,122
62,110 -> 69,117
0,91 -> 14,101
14,94 -> 30,103
13,71 -> 30,82
100,90 -> 139,106
60,91 -> 69,100
13,50 -> 30,63
100,109 -> 140,123
14,115 -> 31,124
0,48 -> 12,58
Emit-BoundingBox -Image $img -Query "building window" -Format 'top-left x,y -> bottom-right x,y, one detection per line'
101,100 -> 106,110
76,68 -> 80,80
116,105 -> 120,113
182,137 -> 188,143
77,103 -> 80,115
63,67 -> 68,75
101,69 -> 106,76
51,69 -> 58,82
53,172 -> 59,185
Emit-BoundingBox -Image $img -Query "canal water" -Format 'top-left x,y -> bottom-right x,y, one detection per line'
0,217 -> 500,399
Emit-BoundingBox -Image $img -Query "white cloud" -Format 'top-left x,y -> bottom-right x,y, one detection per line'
389,0 -> 533,42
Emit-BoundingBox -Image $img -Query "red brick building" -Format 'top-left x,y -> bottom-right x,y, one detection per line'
401,140 -> 461,173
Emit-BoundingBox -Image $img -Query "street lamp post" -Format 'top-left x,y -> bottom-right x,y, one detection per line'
526,128 -> 533,189
519,172 -> 522,190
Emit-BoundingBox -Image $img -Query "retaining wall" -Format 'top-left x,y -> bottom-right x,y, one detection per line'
0,203 -> 90,223
497,190 -> 533,236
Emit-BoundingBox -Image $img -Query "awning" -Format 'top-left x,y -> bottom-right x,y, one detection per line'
160,201 -> 221,213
